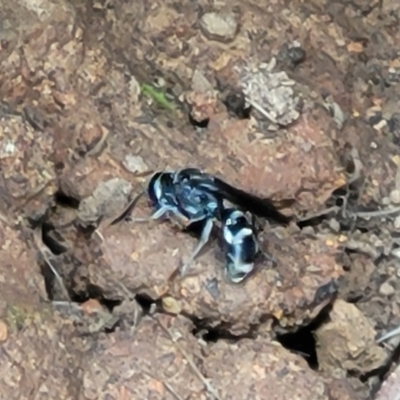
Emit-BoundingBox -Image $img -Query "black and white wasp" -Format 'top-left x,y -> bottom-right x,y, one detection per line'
131,167 -> 289,281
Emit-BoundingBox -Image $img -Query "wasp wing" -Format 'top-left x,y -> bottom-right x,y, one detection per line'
210,177 -> 291,225
172,168 -> 291,225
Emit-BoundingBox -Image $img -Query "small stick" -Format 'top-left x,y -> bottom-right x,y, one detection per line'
109,190 -> 146,226
350,206 -> 400,218
297,206 -> 341,222
152,315 -> 222,400
33,230 -> 71,301
247,99 -> 278,124
141,370 -> 185,400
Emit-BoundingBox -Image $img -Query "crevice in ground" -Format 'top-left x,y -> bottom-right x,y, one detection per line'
136,293 -> 157,315
274,304 -> 333,370
54,190 -> 81,209
222,88 -> 252,120
187,314 -> 257,343
365,342 -> 400,397
182,302 -> 332,372
41,222 -> 69,255
188,112 -> 210,129
30,175 -> 400,399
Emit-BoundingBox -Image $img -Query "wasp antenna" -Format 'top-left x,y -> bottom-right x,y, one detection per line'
110,190 -> 146,225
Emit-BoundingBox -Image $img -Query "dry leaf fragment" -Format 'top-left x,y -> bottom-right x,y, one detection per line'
0,319 -> 8,342
347,42 -> 364,53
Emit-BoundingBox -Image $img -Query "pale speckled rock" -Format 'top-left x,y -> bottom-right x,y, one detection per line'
123,154 -> 149,174
390,189 -> 400,204
236,58 -> 301,127
379,281 -> 395,296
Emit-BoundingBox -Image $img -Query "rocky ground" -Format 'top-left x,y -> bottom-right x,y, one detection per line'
1,0 -> 400,398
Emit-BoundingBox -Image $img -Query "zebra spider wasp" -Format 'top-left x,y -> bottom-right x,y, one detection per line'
130,167 -> 289,281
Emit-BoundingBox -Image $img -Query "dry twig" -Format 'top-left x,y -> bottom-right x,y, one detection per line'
152,315 -> 222,400
32,230 -> 71,301
351,206 -> 400,219
141,370 -> 185,400
247,99 -> 278,124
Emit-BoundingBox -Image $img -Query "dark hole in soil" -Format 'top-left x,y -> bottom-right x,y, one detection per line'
344,248 -> 360,256
276,326 -> 319,369
345,294 -> 364,304
76,222 -> 98,238
191,325 -> 254,343
41,222 -> 68,255
223,90 -> 252,119
189,315 -> 255,343
297,214 -> 329,229
85,284 -> 122,311
367,341 -> 400,396
135,293 -> 156,315
275,305 -> 332,370
188,112 -> 210,129
339,224 -> 369,233
40,262 -> 59,301
326,184 -> 361,209
54,190 -> 80,209
183,219 -> 208,237
204,329 -> 226,342
373,253 -> 386,266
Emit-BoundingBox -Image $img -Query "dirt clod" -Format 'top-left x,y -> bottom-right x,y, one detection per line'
78,178 -> 132,225
316,300 -> 388,375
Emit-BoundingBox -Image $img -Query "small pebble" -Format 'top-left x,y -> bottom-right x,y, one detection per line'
381,197 -> 390,205
392,247 -> 400,260
395,216 -> 400,229
162,296 -> 182,315
379,282 -> 395,296
390,189 -> 400,204
200,11 -> 238,43
123,155 -> 148,173
329,218 -> 340,233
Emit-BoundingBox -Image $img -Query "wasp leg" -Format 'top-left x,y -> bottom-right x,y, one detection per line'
224,253 -> 254,284
131,205 -> 186,223
180,218 -> 214,277
130,205 -> 171,222
260,249 -> 277,266
110,190 -> 146,225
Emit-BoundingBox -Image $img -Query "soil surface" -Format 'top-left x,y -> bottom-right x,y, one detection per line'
1,0 -> 400,399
